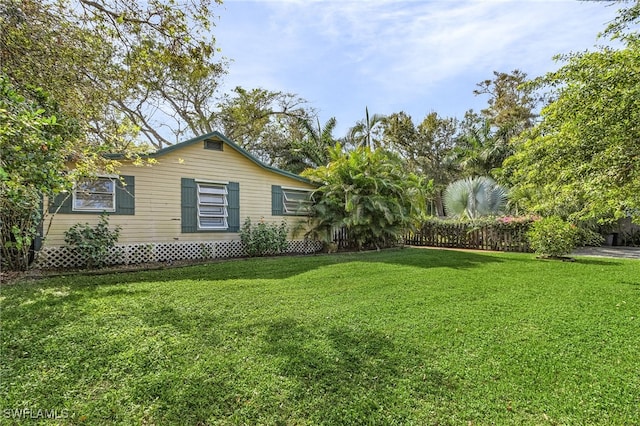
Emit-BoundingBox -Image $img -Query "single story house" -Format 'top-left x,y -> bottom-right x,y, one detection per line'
37,131 -> 321,268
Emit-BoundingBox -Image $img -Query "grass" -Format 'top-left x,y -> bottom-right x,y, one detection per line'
1,248 -> 639,425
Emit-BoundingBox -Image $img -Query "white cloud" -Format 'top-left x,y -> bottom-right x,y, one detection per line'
216,0 -> 622,133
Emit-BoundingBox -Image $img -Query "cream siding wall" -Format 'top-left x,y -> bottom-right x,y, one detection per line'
42,141 -> 315,247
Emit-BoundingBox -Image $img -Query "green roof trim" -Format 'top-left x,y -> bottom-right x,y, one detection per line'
106,131 -> 315,185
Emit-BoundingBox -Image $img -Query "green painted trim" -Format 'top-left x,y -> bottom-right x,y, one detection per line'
271,185 -> 283,216
107,131 -> 317,186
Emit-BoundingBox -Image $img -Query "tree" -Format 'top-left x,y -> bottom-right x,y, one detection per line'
0,75 -> 112,270
446,111 -> 503,178
446,70 -> 541,181
1,0 -> 226,149
382,111 -> 458,216
214,87 -> 315,165
346,107 -> 386,150
504,3 -> 640,224
278,117 -> 339,174
301,146 -> 429,250
474,69 -> 539,135
442,176 -> 508,220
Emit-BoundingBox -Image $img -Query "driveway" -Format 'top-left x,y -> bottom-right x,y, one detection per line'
572,246 -> 640,260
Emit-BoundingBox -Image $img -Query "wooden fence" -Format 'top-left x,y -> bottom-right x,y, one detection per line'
405,221 -> 532,252
332,227 -> 357,250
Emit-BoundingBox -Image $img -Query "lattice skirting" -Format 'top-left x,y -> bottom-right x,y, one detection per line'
35,240 -> 323,269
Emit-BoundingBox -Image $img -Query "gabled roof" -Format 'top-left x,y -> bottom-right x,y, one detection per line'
108,131 -> 313,185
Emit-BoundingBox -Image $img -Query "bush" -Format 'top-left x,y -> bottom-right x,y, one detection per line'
577,227 -> 605,247
527,216 -> 579,258
240,218 -> 288,257
64,214 -> 121,268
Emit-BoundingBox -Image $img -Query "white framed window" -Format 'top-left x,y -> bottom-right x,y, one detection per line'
72,177 -> 116,212
197,182 -> 228,230
283,188 -> 312,215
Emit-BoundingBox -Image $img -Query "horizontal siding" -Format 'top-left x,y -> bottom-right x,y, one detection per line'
43,142 -> 315,246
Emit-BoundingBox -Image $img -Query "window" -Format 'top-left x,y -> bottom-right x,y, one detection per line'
197,182 -> 228,230
73,177 -> 116,212
49,176 -> 135,215
204,140 -> 223,151
282,188 -> 312,215
181,178 -> 239,233
272,185 -> 313,216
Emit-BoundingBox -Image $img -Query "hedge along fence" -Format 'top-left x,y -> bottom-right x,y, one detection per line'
405,216 -> 538,252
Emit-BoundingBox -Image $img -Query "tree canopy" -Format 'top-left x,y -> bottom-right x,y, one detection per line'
504,5 -> 640,224
1,0 -> 226,150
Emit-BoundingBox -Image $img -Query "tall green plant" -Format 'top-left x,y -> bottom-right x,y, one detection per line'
302,145 -> 430,250
443,176 -> 508,220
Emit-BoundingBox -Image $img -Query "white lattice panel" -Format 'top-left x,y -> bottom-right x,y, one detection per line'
288,240 -> 323,254
216,240 -> 245,258
35,239 -> 321,269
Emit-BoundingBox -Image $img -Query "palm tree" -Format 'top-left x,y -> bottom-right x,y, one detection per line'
347,106 -> 386,150
279,117 -> 339,174
447,112 -> 518,179
443,176 -> 508,219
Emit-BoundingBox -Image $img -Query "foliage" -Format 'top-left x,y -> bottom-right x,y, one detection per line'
302,146 -> 429,250
0,190 -> 41,271
240,217 -> 289,257
447,70 -> 539,181
64,214 -> 121,269
1,0 -> 226,149
382,111 -> 458,216
346,106 -> 386,150
2,250 -> 639,424
527,216 -> 579,258
504,6 -> 640,224
473,69 -> 539,133
275,116 -> 339,174
1,75 -> 67,270
443,176 -> 508,219
0,73 -> 124,270
576,227 -> 605,248
215,87 -> 315,165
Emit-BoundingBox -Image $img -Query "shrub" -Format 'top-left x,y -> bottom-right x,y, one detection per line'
301,146 -> 429,251
577,227 -> 605,247
64,213 -> 121,268
527,216 -> 579,258
240,218 -> 288,257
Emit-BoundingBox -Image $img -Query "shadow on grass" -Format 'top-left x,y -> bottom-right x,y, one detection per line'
573,257 -> 624,266
260,316 -> 455,423
9,247 -> 506,289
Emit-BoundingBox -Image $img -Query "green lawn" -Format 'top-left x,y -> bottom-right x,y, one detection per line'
1,248 -> 639,425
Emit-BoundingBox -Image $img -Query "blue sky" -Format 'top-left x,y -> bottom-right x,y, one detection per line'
213,0 -> 621,137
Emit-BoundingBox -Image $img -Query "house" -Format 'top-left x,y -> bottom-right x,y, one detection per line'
37,131 -> 321,268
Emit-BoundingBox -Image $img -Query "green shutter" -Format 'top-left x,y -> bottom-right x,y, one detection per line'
227,182 -> 240,232
116,175 -> 135,215
48,192 -> 72,214
181,178 -> 197,233
272,185 -> 283,216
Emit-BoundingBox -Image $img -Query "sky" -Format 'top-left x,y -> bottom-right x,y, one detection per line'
212,0 -> 622,137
